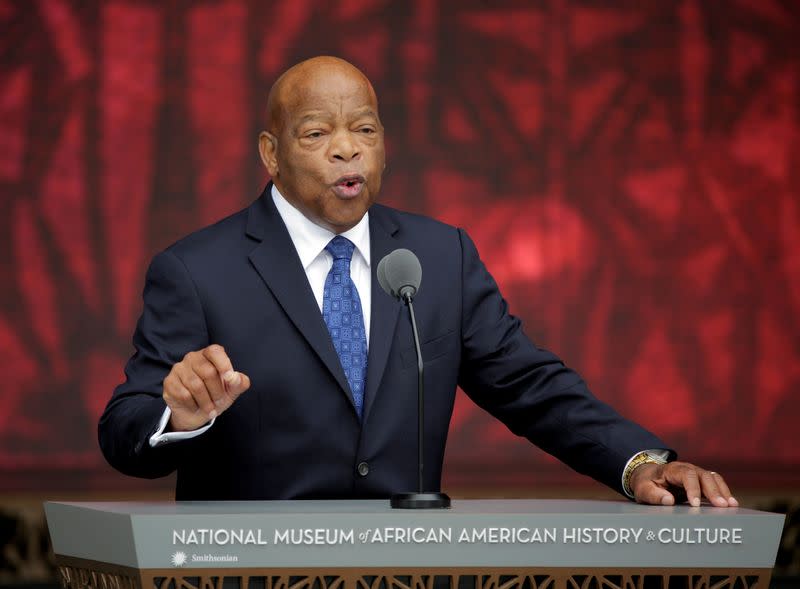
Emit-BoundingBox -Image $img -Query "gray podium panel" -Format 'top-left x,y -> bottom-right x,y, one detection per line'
44,499 -> 784,570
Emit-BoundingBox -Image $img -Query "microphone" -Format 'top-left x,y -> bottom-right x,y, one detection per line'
377,249 -> 451,509
377,248 -> 421,301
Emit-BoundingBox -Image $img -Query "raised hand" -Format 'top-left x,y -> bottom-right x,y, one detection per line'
162,344 -> 251,431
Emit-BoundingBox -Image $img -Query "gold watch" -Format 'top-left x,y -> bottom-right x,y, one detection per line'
623,451 -> 668,497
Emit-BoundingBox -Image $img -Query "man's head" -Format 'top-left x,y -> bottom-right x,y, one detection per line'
259,56 -> 385,234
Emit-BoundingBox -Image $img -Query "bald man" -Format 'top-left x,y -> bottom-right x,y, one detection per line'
100,57 -> 736,507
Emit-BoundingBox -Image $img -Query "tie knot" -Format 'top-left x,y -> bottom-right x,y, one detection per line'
326,236 -> 355,261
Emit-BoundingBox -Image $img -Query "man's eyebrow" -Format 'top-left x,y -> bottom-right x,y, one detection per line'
292,108 -> 379,130
351,107 -> 378,119
295,111 -> 328,126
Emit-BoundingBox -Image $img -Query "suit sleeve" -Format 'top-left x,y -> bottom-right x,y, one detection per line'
98,249 -> 210,478
455,228 -> 675,495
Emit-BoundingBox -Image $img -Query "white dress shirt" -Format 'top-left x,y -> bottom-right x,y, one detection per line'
150,184 -> 372,446
270,184 -> 372,341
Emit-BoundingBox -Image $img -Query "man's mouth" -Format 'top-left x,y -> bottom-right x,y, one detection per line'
332,175 -> 366,199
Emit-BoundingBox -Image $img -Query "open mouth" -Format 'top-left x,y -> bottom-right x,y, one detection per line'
332,174 -> 365,198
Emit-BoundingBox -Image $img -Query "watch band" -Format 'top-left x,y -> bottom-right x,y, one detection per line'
622,450 -> 668,497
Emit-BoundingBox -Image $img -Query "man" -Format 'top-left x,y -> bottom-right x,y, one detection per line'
99,56 -> 737,508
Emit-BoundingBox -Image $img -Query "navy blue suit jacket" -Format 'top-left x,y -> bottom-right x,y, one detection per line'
99,187 -> 671,500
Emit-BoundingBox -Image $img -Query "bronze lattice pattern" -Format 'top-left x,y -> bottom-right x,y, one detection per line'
58,565 -> 138,589
140,573 -> 766,589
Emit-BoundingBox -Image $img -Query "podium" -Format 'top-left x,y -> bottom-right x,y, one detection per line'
45,500 -> 784,589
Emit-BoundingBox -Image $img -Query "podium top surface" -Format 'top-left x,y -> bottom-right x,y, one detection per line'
51,498 -> 772,516
44,499 -> 785,570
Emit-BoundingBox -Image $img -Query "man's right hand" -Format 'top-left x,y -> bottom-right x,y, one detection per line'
163,344 -> 251,432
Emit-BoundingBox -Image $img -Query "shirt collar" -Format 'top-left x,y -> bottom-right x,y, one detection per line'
271,184 -> 371,269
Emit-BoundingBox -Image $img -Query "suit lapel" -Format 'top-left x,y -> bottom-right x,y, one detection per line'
245,189 -> 353,403
362,205 -> 402,422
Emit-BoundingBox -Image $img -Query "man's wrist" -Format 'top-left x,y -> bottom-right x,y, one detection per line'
622,450 -> 669,498
149,406 -> 216,448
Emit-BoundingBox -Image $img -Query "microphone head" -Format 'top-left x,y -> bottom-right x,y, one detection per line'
377,249 -> 422,300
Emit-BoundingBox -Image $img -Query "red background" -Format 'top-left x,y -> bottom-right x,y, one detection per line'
1,0 -> 799,492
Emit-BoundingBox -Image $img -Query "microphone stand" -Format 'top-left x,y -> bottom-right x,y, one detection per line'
390,291 -> 451,509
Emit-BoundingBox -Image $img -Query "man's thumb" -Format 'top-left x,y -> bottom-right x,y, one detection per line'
636,481 -> 675,506
223,371 -> 250,397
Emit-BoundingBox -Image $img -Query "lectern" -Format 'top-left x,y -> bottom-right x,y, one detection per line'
45,500 -> 784,589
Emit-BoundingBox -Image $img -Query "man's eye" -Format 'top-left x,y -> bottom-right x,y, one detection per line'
358,127 -> 375,134
305,131 -> 323,139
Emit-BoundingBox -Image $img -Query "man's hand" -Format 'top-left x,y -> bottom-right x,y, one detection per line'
163,344 -> 251,432
630,461 -> 738,508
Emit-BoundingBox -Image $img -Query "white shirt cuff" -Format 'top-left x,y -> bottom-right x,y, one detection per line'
621,449 -> 671,498
148,406 -> 215,448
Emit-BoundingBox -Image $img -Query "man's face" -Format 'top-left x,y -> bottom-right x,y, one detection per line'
260,64 -> 385,233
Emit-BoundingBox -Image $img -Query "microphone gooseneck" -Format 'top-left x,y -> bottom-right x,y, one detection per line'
378,249 -> 450,510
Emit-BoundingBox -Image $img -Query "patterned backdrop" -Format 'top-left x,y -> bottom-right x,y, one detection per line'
1,0 -> 799,491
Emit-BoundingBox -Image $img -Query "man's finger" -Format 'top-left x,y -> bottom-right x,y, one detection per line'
177,366 -> 217,419
164,371 -> 215,431
700,471 -> 727,507
712,473 -> 739,507
203,345 -> 234,383
223,371 -> 251,397
191,357 -> 226,406
164,375 -> 199,413
202,345 -> 250,405
635,480 -> 675,506
669,465 -> 702,507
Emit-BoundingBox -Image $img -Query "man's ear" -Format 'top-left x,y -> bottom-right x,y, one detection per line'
258,131 -> 279,176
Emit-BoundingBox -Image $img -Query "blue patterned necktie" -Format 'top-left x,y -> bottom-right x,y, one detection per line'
322,236 -> 368,418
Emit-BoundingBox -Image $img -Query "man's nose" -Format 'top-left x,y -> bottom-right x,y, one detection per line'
329,130 -> 360,162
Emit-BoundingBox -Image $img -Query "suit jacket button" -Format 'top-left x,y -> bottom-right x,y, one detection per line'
357,461 -> 369,477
